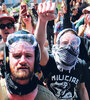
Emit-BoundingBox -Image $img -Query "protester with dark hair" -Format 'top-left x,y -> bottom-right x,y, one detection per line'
0,30 -> 57,100
70,7 -> 82,23
35,1 -> 89,100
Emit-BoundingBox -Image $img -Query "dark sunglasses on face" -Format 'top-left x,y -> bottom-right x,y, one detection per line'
0,23 -> 14,30
87,11 -> 90,14
27,15 -> 31,18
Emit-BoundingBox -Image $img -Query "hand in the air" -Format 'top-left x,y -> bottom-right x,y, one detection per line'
37,1 -> 57,23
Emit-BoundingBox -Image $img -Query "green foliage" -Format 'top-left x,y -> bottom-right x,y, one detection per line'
23,0 -> 29,4
7,8 -> 12,13
57,4 -> 61,10
16,8 -> 20,12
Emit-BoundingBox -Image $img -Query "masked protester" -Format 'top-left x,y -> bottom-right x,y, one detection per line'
52,29 -> 81,73
0,30 -> 57,100
35,1 -> 89,100
40,28 -> 89,100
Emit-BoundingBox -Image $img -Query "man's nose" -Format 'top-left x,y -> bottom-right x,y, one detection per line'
68,42 -> 72,45
4,26 -> 8,30
19,56 -> 27,64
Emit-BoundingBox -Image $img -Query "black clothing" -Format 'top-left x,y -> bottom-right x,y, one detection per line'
41,55 -> 87,99
62,0 -> 90,98
85,62 -> 90,99
79,37 -> 90,99
79,37 -> 90,63
47,20 -> 54,50
63,0 -> 72,29
71,13 -> 81,23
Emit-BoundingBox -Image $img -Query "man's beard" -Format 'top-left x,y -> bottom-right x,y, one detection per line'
11,69 -> 34,80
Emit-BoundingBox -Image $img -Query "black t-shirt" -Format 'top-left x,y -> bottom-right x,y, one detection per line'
85,62 -> 90,99
79,37 -> 90,98
79,37 -> 90,63
41,55 -> 87,99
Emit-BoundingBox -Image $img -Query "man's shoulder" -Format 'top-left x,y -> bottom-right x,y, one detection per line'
76,58 -> 87,68
35,85 -> 57,100
75,58 -> 87,72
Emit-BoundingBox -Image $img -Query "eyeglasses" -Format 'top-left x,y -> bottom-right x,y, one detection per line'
6,31 -> 37,51
27,15 -> 31,18
0,23 -> 14,30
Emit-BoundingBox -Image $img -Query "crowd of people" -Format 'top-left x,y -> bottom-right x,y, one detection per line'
0,0 -> 90,100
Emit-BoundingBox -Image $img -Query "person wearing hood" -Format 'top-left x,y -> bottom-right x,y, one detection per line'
35,1 -> 89,100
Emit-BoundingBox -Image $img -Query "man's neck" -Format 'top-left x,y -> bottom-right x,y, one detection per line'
11,76 -> 30,85
7,86 -> 38,100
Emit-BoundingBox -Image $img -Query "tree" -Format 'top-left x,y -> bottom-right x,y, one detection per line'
23,0 -> 29,4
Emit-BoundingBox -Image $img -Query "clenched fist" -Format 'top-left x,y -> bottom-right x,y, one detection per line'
37,1 -> 57,22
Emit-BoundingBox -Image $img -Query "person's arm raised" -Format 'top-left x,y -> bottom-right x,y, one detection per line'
34,1 -> 57,66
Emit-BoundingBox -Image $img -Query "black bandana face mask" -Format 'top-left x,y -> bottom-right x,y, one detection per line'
52,28 -> 81,72
52,45 -> 79,72
59,45 -> 79,67
59,45 -> 79,66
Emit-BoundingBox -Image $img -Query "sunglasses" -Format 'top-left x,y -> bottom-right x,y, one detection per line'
27,15 -> 31,18
0,23 -> 14,30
